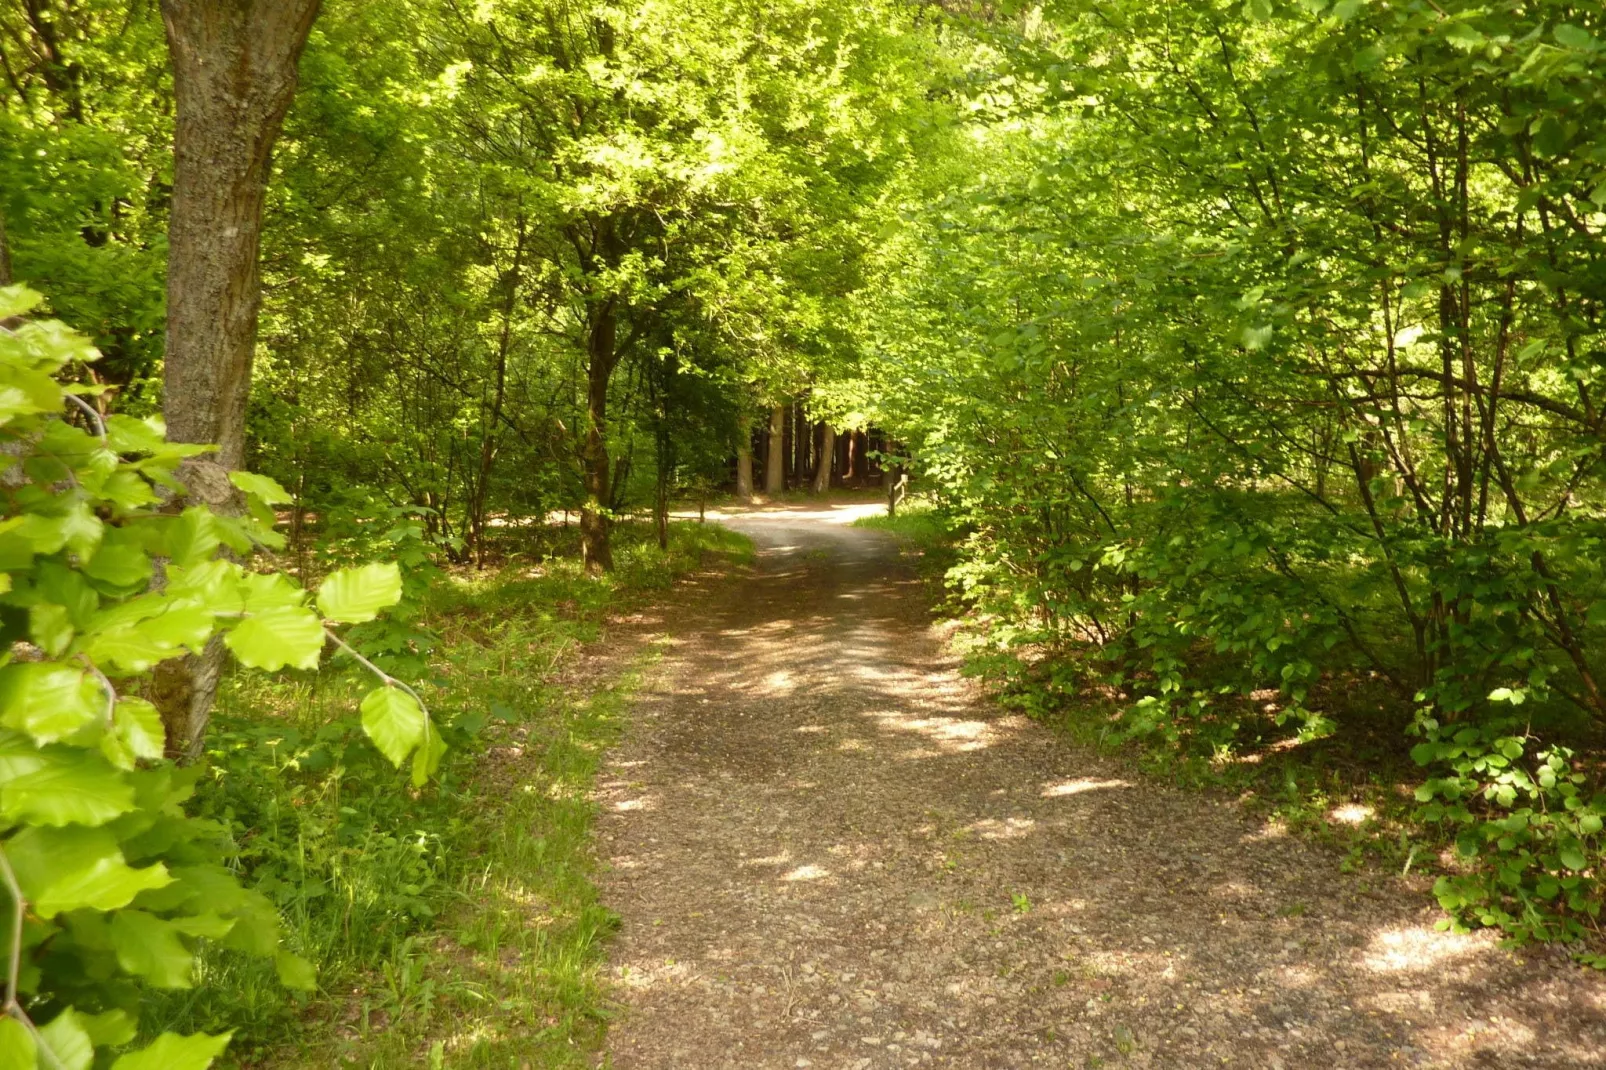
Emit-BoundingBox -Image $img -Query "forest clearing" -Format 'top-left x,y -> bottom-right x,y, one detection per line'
3,0 -> 1606,1067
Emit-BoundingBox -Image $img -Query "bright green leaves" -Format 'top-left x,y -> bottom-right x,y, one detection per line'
317,562 -> 402,623
0,295 -> 431,1066
275,950 -> 319,991
1,750 -> 134,827
224,605 -> 324,671
7,825 -> 171,917
108,698 -> 165,767
360,685 -> 427,768
0,283 -> 44,320
109,910 -> 194,988
227,470 -> 291,505
0,664 -> 103,744
37,1009 -> 94,1070
0,1018 -> 36,1070
108,1032 -> 232,1070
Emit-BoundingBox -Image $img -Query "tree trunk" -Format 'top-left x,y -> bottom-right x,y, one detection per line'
735,412 -> 754,499
765,404 -> 785,496
580,296 -> 618,574
792,401 -> 808,486
812,423 -> 836,494
153,0 -> 319,762
149,461 -> 246,760
160,0 -> 321,469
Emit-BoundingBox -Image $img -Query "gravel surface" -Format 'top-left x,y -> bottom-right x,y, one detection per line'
595,501 -> 1606,1069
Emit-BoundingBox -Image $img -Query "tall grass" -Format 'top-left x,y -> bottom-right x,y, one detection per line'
148,521 -> 750,1067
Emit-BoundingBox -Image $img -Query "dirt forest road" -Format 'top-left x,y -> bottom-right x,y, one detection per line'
595,501 -> 1606,1069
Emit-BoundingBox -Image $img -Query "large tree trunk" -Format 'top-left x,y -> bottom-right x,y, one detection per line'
160,0 -> 320,468
154,0 -> 320,762
812,423 -> 836,495
764,404 -> 785,496
580,296 -> 618,574
735,412 -> 754,499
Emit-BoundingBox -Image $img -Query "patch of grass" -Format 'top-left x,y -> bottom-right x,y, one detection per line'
850,496 -> 962,587
148,521 -> 750,1067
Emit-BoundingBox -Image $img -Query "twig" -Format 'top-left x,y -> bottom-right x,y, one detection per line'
62,392 -> 106,442
0,847 -> 67,1069
323,627 -> 436,755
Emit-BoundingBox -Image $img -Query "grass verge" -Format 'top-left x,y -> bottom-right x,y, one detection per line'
149,520 -> 751,1067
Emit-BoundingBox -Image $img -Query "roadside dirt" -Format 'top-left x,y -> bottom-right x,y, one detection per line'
595,501 -> 1606,1069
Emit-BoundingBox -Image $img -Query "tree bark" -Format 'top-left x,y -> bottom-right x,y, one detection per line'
735,412 -> 754,499
812,423 -> 836,494
160,0 -> 321,469
152,0 -> 319,762
764,404 -> 785,496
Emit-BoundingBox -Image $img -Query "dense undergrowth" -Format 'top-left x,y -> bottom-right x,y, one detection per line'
149,521 -> 750,1067
859,501 -> 1606,962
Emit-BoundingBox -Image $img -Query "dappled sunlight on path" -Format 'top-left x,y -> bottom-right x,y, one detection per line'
596,501 -> 1606,1069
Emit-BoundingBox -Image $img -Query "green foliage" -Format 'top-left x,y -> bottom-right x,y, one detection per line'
0,289 -> 435,1066
847,0 -> 1606,954
143,519 -> 749,1063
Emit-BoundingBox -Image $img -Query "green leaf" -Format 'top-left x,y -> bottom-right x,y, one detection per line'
1559,847 -> 1589,872
0,729 -> 46,781
1554,23 -> 1596,50
29,602 -> 74,656
109,1032 -> 232,1070
224,606 -> 324,671
360,686 -> 426,767
0,663 -> 103,743
82,539 -> 152,590
316,562 -> 402,624
164,508 -> 220,568
1,750 -> 134,827
8,824 -> 171,917
228,470 -> 291,505
411,724 -> 447,788
113,697 -> 165,762
38,1008 -> 93,1070
0,1017 -> 36,1070
275,950 -> 318,991
0,284 -> 43,320
79,1009 -> 136,1048
109,910 -> 194,988
169,912 -> 236,940
41,856 -> 172,918
237,572 -> 305,613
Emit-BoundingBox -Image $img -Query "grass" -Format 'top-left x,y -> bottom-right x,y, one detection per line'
850,496 -> 961,586
148,520 -> 751,1068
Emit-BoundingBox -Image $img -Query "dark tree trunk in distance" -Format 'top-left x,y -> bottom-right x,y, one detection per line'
765,405 -> 785,496
736,413 -> 754,499
580,295 -> 619,574
812,423 -> 836,494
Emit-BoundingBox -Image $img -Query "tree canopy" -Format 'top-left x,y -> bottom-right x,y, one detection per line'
4,0 -> 1606,1064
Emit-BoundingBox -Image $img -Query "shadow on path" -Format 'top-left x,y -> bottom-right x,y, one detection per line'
597,502 -> 1606,1069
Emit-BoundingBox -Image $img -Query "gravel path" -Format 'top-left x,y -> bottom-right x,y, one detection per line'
595,501 -> 1606,1069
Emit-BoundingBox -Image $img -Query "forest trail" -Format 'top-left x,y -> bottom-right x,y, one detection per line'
595,501 -> 1604,1070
